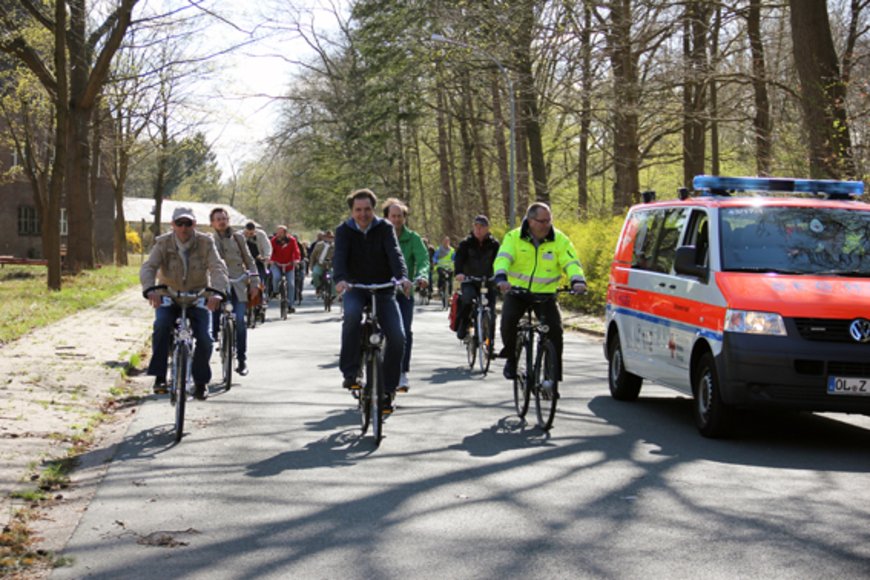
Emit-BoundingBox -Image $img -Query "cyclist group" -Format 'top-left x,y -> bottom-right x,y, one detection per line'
140,192 -> 587,419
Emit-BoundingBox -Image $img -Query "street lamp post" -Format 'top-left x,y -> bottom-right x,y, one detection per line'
431,33 -> 516,228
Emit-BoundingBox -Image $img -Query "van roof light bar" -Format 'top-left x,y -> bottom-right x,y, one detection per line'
693,175 -> 864,199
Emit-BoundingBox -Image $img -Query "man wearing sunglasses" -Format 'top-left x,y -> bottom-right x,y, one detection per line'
493,202 -> 587,382
141,207 -> 228,400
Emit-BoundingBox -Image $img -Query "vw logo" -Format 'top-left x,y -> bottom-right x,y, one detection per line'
849,318 -> 870,343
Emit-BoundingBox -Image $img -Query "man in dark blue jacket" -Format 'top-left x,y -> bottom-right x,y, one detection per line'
334,188 -> 411,413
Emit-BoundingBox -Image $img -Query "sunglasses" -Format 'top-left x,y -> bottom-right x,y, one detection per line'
174,220 -> 194,227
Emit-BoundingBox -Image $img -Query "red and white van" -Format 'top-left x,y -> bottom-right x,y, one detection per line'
604,176 -> 869,437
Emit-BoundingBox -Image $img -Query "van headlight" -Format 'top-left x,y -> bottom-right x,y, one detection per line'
724,309 -> 786,336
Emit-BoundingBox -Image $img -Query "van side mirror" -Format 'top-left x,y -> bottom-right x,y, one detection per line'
674,246 -> 708,282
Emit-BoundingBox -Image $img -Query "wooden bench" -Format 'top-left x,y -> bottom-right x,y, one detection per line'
0,245 -> 66,267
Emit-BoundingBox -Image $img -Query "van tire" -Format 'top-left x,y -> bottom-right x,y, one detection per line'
608,334 -> 642,401
693,352 -> 733,438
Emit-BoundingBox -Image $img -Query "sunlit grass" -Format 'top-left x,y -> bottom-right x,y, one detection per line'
0,264 -> 139,345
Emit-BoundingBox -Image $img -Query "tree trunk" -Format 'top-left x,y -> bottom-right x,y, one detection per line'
788,0 -> 855,179
608,0 -> 640,213
748,0 -> 772,176
577,0 -> 593,217
708,3 -> 721,176
515,0 -> 549,205
435,72 -> 455,238
489,71 -> 510,225
47,0 -> 69,290
458,73 -> 476,225
468,85 -> 490,220
682,0 -> 708,187
65,0 -> 96,273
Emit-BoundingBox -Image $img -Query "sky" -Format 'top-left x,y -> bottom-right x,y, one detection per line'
169,1 -> 347,177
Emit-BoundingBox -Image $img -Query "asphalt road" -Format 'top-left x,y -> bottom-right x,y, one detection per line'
54,287 -> 870,579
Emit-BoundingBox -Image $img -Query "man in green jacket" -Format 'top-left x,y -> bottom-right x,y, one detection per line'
383,197 -> 430,392
493,202 -> 587,381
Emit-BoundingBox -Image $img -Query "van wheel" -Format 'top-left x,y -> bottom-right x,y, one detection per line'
608,334 -> 642,401
693,352 -> 733,438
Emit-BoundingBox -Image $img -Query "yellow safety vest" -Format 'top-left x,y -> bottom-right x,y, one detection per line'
493,223 -> 585,293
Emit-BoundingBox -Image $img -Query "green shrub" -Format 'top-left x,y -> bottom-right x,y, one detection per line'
560,215 -> 625,314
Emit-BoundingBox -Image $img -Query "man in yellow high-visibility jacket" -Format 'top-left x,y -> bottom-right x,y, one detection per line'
493,202 -> 587,381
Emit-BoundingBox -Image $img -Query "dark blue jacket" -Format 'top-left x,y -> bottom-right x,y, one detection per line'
333,217 -> 407,284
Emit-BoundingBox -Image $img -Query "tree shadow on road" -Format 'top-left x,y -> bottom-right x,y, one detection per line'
425,366 -> 469,385
245,430 -> 374,476
304,408 -> 359,432
448,416 -> 555,457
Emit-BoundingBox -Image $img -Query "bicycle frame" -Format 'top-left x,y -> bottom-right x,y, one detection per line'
463,276 -> 495,374
346,281 -> 399,445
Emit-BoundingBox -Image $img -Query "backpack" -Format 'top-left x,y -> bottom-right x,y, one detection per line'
448,292 -> 461,331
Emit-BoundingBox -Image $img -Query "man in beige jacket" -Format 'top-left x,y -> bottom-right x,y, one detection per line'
141,206 -> 228,399
210,207 -> 260,376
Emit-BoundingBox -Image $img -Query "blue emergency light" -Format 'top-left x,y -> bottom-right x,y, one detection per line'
693,175 -> 864,199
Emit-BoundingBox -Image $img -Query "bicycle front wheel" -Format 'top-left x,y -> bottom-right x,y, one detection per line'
477,308 -> 493,375
368,347 -> 385,446
324,288 -> 333,312
359,352 -> 371,435
172,344 -> 189,443
513,335 -> 531,418
280,282 -> 288,320
534,339 -> 559,430
466,321 -> 477,369
221,317 -> 234,391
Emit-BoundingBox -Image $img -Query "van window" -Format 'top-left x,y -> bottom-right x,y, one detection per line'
720,206 -> 870,274
632,208 -> 688,273
685,210 -> 710,268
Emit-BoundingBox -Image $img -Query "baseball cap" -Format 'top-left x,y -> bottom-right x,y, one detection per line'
172,206 -> 196,222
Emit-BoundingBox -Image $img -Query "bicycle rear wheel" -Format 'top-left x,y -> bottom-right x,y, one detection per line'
513,335 -> 531,418
441,285 -> 448,310
221,316 -> 234,391
324,289 -> 333,312
172,344 -> 189,443
534,339 -> 559,430
477,308 -> 493,375
368,347 -> 385,446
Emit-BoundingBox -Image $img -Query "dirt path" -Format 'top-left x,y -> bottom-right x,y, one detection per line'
0,287 -> 154,566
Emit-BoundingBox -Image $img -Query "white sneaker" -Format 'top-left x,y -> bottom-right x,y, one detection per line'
397,372 -> 410,393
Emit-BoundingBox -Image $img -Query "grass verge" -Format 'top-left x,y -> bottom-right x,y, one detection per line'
0,265 -> 139,345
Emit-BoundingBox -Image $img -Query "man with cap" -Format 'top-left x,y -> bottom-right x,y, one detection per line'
140,206 -> 228,400
454,215 -> 500,341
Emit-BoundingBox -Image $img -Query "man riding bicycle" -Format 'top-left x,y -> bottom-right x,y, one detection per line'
454,214 -> 500,341
269,225 -> 301,313
334,189 -> 411,414
140,206 -> 228,400
382,197 -> 429,392
210,208 -> 260,376
433,236 -> 455,297
243,221 -> 271,287
310,230 -> 335,296
494,202 -> 587,381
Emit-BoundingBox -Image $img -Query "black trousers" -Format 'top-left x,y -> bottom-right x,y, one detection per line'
499,291 -> 563,378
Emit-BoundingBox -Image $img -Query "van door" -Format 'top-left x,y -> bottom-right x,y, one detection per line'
621,207 -> 688,382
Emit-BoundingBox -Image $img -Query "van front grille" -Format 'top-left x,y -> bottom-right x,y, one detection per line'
794,318 -> 857,343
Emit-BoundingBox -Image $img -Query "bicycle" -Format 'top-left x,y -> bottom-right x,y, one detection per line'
246,270 -> 266,329
273,262 -> 293,320
346,281 -> 400,446
510,287 -> 577,431
461,276 -> 496,375
320,265 -> 335,312
145,284 -> 224,443
437,267 -> 454,310
419,278 -> 432,306
295,259 -> 307,305
217,300 -> 235,391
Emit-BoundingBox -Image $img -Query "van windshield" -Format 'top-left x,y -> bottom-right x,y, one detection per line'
720,206 -> 870,276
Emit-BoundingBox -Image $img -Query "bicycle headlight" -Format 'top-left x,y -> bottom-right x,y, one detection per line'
724,309 -> 786,336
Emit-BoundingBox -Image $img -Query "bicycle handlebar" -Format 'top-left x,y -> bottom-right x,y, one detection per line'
462,275 -> 491,283
143,284 -> 226,302
507,286 -> 585,301
346,281 -> 402,291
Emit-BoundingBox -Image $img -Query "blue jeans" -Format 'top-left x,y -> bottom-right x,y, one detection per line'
147,302 -> 213,386
270,265 -> 295,302
211,288 -> 247,364
396,292 -> 414,373
340,288 -> 405,393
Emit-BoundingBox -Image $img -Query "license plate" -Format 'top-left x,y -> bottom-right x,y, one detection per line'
827,376 -> 870,396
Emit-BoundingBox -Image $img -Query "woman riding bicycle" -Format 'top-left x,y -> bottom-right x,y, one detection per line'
454,214 -> 500,341
493,202 -> 587,382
